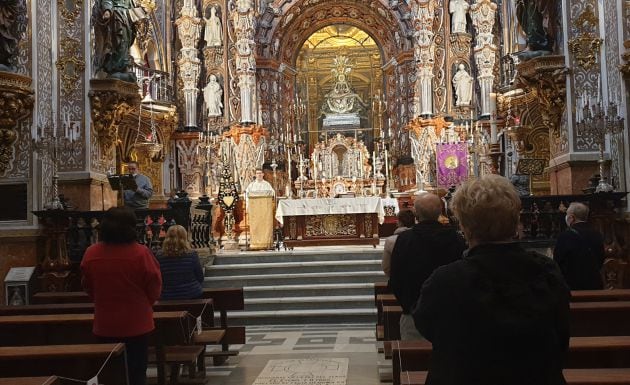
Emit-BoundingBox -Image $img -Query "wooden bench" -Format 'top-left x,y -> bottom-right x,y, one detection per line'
0,344 -> 127,385
0,311 -> 193,385
571,289 -> 630,302
0,377 -> 59,385
391,336 -> 630,385
31,287 -> 245,363
400,369 -> 630,385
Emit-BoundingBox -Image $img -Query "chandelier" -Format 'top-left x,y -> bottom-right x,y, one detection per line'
133,80 -> 163,159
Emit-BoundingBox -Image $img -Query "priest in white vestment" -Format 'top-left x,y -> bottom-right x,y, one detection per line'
245,168 -> 275,250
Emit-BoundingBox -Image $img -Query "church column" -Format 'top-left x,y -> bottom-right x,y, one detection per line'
470,0 -> 498,118
175,0 -> 203,130
545,1 -> 603,194
413,0 -> 437,117
232,1 -> 257,124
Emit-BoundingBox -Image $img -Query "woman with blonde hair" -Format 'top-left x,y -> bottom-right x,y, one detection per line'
412,175 -> 570,385
156,225 -> 204,300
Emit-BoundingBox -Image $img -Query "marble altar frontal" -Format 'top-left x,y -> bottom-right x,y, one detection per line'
252,358 -> 348,385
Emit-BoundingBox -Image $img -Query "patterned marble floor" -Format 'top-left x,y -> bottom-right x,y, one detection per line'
203,323 -> 382,385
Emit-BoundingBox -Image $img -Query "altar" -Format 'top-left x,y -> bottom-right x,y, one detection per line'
275,197 -> 384,248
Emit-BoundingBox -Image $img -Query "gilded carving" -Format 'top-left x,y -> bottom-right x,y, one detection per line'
0,72 -> 34,175
56,38 -> 85,95
305,214 -> 357,237
621,40 -> 630,78
88,79 -> 140,152
568,6 -> 602,70
57,0 -> 83,23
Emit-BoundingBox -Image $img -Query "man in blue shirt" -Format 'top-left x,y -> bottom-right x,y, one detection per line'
123,161 -> 153,209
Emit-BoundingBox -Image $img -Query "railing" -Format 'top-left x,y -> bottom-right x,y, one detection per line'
131,63 -> 174,104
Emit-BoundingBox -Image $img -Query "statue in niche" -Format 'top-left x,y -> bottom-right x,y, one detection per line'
320,55 -> 366,116
203,74 -> 223,117
204,6 -> 222,47
515,0 -> 556,57
452,64 -> 473,106
92,0 -> 146,82
449,0 -> 469,34
0,0 -> 27,72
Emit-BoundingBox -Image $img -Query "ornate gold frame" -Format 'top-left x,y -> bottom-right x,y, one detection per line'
56,38 -> 85,95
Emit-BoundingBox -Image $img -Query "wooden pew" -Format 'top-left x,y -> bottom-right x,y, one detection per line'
0,298 -> 215,329
571,290 -> 630,302
0,377 -> 60,385
0,311 -> 193,385
401,369 -> 630,385
32,288 -> 244,366
391,336 -> 630,385
0,344 -> 127,385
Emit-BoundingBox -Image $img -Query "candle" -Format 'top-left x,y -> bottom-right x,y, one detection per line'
384,149 -> 389,183
597,75 -> 601,103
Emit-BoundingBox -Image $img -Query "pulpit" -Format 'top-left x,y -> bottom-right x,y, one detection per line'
276,197 -> 384,248
247,195 -> 275,250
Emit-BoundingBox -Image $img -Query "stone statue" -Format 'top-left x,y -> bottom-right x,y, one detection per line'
203,75 -> 223,117
236,0 -> 253,13
449,0 -> 469,34
0,0 -> 27,72
92,0 -> 146,81
204,6 -> 222,47
452,64 -> 473,106
515,0 -> 555,54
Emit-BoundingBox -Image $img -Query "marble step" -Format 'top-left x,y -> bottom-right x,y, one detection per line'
225,308 -> 377,325
204,270 -> 386,287
212,250 -> 383,265
244,295 -> 373,311
243,283 -> 375,298
208,259 -> 383,276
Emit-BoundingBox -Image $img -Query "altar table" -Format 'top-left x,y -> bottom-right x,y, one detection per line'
275,197 -> 384,248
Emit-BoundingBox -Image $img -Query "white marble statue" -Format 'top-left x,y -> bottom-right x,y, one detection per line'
453,64 -> 473,106
236,0 -> 253,13
204,6 -> 222,47
203,75 -> 223,117
449,0 -> 469,34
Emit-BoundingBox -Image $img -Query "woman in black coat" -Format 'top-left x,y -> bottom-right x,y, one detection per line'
413,175 -> 570,385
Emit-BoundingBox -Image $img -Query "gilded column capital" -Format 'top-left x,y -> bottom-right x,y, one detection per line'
88,79 -> 140,152
0,71 -> 34,174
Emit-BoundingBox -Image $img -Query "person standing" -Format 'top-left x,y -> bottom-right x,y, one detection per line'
389,193 -> 466,340
382,209 -> 415,278
245,168 -> 275,250
124,161 -> 153,209
553,202 -> 605,290
157,225 -> 204,300
414,175 -> 569,385
81,207 -> 162,385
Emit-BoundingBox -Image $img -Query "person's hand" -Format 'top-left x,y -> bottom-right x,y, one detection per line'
102,9 -> 111,21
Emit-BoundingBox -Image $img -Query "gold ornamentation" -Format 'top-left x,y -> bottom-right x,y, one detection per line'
305,214 -> 357,237
88,79 -> 140,152
56,38 -> 85,95
58,0 -> 83,23
364,214 -> 373,238
0,71 -> 34,174
568,6 -> 602,70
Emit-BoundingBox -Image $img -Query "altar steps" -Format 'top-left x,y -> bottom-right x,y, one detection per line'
204,247 -> 385,325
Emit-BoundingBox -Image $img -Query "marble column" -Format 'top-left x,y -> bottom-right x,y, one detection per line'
176,0 -> 203,129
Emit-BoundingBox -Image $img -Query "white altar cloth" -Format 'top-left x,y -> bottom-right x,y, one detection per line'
275,197 -> 384,226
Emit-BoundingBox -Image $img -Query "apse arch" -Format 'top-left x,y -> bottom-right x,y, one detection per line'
264,1 -> 414,66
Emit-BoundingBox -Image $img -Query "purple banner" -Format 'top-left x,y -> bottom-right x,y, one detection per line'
436,142 -> 468,188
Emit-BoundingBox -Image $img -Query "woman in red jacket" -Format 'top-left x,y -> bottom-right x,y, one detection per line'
81,207 -> 162,385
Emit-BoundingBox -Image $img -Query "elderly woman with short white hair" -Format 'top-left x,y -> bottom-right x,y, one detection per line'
412,174 -> 570,385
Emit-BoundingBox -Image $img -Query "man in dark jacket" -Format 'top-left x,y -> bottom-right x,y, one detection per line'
389,192 -> 466,340
553,202 -> 605,290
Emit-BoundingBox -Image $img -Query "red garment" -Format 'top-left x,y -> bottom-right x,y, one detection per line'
81,242 -> 162,337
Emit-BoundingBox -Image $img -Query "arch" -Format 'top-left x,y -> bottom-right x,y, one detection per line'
264,1 -> 414,66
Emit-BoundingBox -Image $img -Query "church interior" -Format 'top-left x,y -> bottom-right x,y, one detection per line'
2,0 -> 630,383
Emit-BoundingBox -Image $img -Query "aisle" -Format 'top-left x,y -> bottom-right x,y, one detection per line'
206,323 -> 381,385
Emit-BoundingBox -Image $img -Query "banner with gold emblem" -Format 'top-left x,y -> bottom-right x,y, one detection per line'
436,142 -> 468,188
